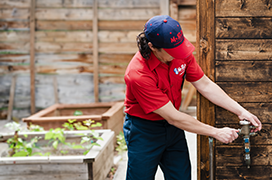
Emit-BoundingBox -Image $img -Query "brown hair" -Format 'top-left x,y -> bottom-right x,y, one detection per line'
136,32 -> 161,60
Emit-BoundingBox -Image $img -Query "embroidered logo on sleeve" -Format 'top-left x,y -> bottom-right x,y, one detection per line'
174,64 -> 186,76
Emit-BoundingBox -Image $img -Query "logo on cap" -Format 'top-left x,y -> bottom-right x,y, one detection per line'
171,31 -> 184,46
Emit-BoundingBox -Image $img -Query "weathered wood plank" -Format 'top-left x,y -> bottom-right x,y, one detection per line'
36,20 -> 146,31
0,173 -> 88,180
0,42 -> 29,53
0,74 -> 31,110
0,63 -> 128,76
1,30 -> 138,43
172,0 -> 196,6
98,8 -> 160,20
0,54 -> 132,65
178,8 -> 196,20
98,31 -> 139,43
196,0 -> 215,179
179,20 -> 196,31
36,20 -> 92,30
0,0 -> 31,8
99,83 -> 125,102
93,0 -> 99,103
170,0 -> 178,20
35,42 -> 92,53
100,76 -> 124,84
0,163 -> 88,175
216,18 -> 272,39
36,54 -> 93,64
98,20 -> 146,30
35,8 -> 93,20
30,0 -> 36,114
99,42 -> 137,54
216,145 -> 272,166
36,30 -> 139,43
0,65 -> 93,74
216,103 -> 272,124
0,9 -> 29,20
100,54 -> 133,64
35,8 -> 159,20
99,63 -> 127,75
36,31 -> 92,42
0,65 -> 29,74
27,42 -> 137,53
216,39 -> 272,61
0,74 -> 125,118
216,0 -> 272,17
0,31 -> 29,41
216,166 -> 271,180
215,61 -> 272,82
217,82 -> 272,103
0,54 -> 30,64
36,0 -> 160,8
0,21 -> 29,30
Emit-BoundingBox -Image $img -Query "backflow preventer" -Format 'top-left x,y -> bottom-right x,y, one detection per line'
209,120 -> 258,180
237,120 -> 258,168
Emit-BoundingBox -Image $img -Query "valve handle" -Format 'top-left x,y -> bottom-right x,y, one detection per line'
239,119 -> 250,125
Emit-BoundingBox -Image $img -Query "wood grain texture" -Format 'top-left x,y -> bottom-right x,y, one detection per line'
217,82 -> 272,103
216,103 -> 272,124
0,9 -> 29,20
197,0 -> 215,179
36,0 -> 160,8
0,21 -> 29,30
36,20 -> 146,31
216,166 -> 271,180
216,39 -> 272,61
216,0 -> 272,17
35,8 -> 159,20
215,61 -> 272,82
0,0 -> 31,8
216,145 -> 272,166
216,18 -> 272,39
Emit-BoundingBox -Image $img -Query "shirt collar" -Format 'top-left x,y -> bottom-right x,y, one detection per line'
147,52 -> 164,71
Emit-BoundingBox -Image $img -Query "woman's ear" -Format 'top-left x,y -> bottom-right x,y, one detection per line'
148,42 -> 156,51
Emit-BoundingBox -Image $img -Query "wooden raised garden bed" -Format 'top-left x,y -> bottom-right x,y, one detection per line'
22,102 -> 124,136
0,129 -> 114,180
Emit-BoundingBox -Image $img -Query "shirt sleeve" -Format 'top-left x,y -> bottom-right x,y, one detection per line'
185,54 -> 204,82
127,71 -> 169,114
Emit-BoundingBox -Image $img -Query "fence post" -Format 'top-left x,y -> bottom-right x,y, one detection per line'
30,0 -> 36,114
93,0 -> 99,102
160,0 -> 169,15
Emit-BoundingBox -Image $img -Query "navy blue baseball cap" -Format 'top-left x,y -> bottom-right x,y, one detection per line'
144,15 -> 194,59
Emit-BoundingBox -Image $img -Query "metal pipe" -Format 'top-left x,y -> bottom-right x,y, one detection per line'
237,120 -> 258,168
209,137 -> 214,180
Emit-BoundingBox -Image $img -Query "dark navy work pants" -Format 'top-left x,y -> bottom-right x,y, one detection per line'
123,114 -> 191,180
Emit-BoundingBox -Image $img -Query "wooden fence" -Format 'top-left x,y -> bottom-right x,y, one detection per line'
0,0 -> 197,120
198,0 -> 272,179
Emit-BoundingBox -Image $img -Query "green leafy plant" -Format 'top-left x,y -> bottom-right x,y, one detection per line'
28,123 -> 44,132
4,122 -> 41,157
116,131 -> 127,154
62,119 -> 77,130
73,110 -> 83,116
62,119 -> 103,155
4,118 -> 104,157
6,135 -> 41,157
45,128 -> 66,149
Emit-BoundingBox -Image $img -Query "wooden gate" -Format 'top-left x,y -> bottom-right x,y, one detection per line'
197,0 -> 272,179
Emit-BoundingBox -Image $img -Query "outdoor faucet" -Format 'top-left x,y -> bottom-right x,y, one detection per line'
237,120 -> 257,168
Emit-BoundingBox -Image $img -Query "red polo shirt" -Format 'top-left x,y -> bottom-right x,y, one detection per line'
124,51 -> 204,120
